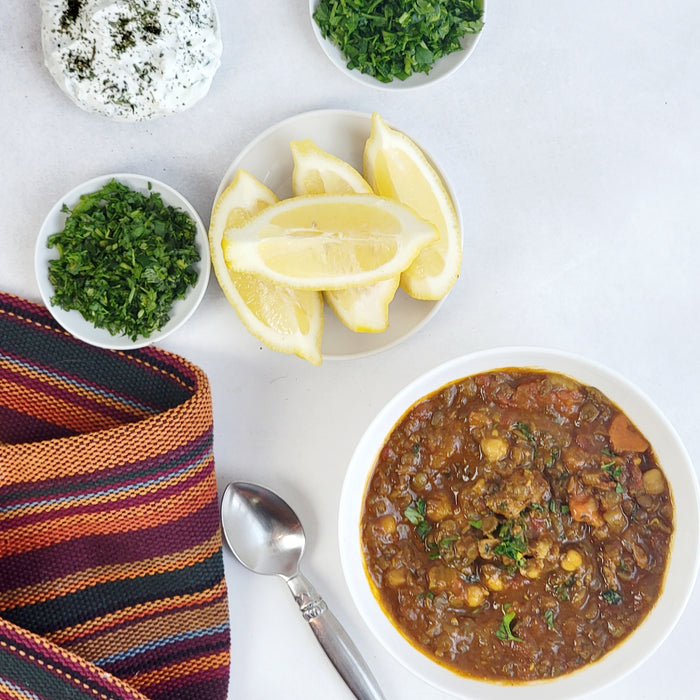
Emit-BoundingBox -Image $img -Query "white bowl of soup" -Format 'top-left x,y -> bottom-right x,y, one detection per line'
339,347 -> 699,698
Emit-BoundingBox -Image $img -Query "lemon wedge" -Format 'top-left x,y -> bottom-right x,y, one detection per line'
222,193 -> 438,291
324,276 -> 400,333
363,112 -> 462,300
291,139 -> 373,196
291,139 -> 400,333
209,170 -> 324,365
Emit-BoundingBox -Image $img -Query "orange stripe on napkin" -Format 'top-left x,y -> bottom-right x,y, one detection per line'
64,599 -> 230,661
0,470 -> 216,557
128,650 -> 231,691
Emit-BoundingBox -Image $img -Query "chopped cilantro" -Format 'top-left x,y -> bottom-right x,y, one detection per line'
602,461 -> 625,493
493,520 -> 528,567
544,608 -> 555,630
404,499 -> 432,541
313,0 -> 484,83
601,588 -> 623,605
495,606 -> 522,642
555,575 -> 576,602
427,535 -> 459,560
602,462 -> 623,480
415,519 -> 432,540
404,498 -> 426,525
546,446 -> 561,467
426,542 -> 440,559
47,180 -> 199,340
514,421 -> 537,456
439,535 -> 459,548
514,421 -> 534,442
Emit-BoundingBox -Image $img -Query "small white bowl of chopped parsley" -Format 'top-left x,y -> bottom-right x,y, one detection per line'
35,173 -> 210,350
310,0 -> 485,89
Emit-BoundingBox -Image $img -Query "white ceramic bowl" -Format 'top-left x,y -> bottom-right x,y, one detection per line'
339,347 -> 700,699
35,173 -> 210,350
309,0 -> 486,90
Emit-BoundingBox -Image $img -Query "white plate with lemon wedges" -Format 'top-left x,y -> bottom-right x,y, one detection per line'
209,110 -> 463,364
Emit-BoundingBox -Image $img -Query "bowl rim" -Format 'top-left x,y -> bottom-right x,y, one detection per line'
34,172 -> 210,350
339,346 -> 700,699
308,0 -> 487,91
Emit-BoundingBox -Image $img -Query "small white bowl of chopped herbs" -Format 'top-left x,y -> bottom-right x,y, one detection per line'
35,173 -> 210,350
310,0 -> 485,89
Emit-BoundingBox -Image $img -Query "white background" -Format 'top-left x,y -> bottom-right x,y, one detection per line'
1,2 -> 699,699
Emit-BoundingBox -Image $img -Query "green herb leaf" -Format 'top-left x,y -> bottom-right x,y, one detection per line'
416,519 -> 432,540
555,586 -> 570,602
313,0 -> 484,83
555,575 -> 576,601
514,421 -> 537,456
602,462 -> 623,480
493,520 -> 528,567
514,421 -> 534,442
546,447 -> 561,467
404,499 -> 426,525
404,499 -> 432,540
601,588 -> 623,605
602,461 -> 625,493
495,608 -> 522,642
426,542 -> 440,559
544,608 -> 555,630
550,499 -> 570,515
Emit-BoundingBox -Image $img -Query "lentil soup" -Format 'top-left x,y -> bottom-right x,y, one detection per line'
360,369 -> 673,681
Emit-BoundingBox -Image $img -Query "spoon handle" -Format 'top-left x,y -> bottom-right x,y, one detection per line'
286,571 -> 385,700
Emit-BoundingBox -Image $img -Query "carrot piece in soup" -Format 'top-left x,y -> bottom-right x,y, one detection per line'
609,414 -> 649,453
568,493 -> 604,528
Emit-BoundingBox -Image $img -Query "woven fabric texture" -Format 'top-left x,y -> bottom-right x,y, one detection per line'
0,293 -> 230,700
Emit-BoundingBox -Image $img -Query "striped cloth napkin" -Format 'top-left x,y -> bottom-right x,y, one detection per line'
0,293 -> 230,699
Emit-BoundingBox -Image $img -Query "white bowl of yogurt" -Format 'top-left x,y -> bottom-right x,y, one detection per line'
40,0 -> 223,121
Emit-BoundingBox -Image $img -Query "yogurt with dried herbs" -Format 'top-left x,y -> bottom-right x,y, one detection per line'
41,0 -> 223,122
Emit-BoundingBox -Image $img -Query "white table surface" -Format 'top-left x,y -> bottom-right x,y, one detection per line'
2,2 -> 699,699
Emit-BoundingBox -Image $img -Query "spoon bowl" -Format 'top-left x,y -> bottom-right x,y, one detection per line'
220,481 -> 385,699
220,481 -> 305,578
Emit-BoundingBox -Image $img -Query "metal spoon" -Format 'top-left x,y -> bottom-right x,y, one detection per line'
220,481 -> 385,700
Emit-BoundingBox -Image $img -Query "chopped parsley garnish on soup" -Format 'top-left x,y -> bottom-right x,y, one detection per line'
361,369 -> 673,681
